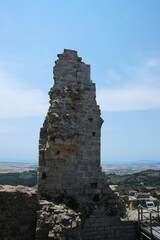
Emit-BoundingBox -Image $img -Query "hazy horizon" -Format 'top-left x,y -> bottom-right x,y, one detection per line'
0,159 -> 160,166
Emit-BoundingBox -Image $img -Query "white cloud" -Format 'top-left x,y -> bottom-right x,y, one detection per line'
145,58 -> 160,68
97,86 -> 160,112
97,57 -> 160,112
0,70 -> 48,118
1,56 -> 160,115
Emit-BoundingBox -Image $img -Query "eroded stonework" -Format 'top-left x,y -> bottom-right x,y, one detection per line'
0,50 -> 137,240
0,185 -> 37,240
38,49 -> 108,198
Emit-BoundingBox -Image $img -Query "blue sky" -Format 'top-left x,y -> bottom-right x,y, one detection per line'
0,0 -> 160,164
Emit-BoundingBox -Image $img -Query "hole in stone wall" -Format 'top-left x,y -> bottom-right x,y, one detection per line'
42,172 -> 47,180
88,118 -> 93,123
56,151 -> 60,155
91,183 -> 97,189
92,132 -> 96,136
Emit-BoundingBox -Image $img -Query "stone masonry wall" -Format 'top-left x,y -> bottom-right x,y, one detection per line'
38,49 -> 108,198
0,185 -> 37,240
36,49 -> 138,239
81,207 -> 137,240
0,50 -> 137,240
36,200 -> 137,240
0,187 -> 137,240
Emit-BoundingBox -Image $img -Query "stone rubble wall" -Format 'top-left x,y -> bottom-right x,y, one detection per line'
36,200 -> 81,240
0,185 -> 37,240
36,200 -> 137,240
0,187 -> 137,240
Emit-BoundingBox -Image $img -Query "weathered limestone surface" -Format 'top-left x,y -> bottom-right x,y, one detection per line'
35,200 -> 137,240
0,185 -> 37,240
0,186 -> 137,240
38,49 -> 109,198
36,200 -> 81,240
0,50 -> 137,240
36,49 -> 137,239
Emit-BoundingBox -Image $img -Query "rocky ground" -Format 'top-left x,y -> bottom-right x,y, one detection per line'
0,184 -> 37,194
123,208 -> 138,221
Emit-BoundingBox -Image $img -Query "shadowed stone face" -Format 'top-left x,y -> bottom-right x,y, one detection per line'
38,49 -> 107,197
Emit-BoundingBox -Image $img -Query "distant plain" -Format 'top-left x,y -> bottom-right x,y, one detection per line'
0,162 -> 37,173
0,161 -> 160,175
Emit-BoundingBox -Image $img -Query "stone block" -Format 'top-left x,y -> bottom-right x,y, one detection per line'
55,138 -> 64,144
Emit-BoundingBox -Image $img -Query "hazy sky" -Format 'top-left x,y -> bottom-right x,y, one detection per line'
0,0 -> 160,164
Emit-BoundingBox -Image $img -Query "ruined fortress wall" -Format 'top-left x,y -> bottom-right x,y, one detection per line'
0,50 -> 137,240
38,49 -> 108,197
0,188 -> 137,240
36,200 -> 137,240
0,187 -> 137,240
81,207 -> 137,240
36,49 -> 138,240
36,201 -> 137,240
0,186 -> 37,240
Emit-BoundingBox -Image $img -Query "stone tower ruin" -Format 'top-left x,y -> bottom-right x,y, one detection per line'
36,50 -> 138,240
0,50 -> 137,240
38,49 -> 109,198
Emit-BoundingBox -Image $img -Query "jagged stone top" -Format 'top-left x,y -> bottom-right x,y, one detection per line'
53,49 -> 90,86
57,49 -> 82,62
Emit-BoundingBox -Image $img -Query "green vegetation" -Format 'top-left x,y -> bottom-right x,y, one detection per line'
0,170 -> 37,187
107,169 -> 160,197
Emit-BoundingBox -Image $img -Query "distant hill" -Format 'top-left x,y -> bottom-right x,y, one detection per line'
0,171 -> 37,187
130,160 -> 160,164
102,161 -> 160,175
107,169 -> 160,195
104,160 -> 160,165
